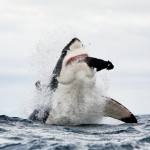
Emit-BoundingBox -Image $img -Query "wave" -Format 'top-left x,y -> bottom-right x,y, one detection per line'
0,115 -> 150,150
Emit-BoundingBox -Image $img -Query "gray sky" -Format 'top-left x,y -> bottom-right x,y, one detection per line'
0,0 -> 150,116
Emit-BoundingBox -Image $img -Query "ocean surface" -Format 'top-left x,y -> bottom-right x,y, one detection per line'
0,115 -> 150,150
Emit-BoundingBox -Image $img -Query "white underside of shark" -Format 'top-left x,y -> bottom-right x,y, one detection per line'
46,64 -> 106,125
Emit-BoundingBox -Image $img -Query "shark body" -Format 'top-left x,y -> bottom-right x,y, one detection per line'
29,38 -> 137,125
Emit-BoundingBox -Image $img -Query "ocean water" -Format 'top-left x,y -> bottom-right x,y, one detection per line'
0,115 -> 150,150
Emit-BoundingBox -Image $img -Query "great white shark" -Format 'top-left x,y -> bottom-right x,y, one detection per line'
29,38 -> 137,125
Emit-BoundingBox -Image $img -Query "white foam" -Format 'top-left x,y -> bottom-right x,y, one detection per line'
46,78 -> 107,125
100,117 -> 124,125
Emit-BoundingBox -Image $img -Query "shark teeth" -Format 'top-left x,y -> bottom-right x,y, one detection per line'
66,54 -> 88,67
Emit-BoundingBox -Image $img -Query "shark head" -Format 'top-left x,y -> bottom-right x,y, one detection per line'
50,38 -> 96,91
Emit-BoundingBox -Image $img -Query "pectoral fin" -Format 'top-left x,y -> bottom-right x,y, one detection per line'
104,98 -> 137,123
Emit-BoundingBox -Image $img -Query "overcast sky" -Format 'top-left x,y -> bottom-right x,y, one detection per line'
0,0 -> 150,117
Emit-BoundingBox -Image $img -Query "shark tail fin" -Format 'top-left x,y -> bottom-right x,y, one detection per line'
104,98 -> 137,123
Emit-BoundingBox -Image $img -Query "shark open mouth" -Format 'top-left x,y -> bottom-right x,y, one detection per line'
66,54 -> 88,66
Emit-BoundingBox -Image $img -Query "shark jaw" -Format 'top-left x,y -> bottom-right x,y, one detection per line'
66,54 -> 88,67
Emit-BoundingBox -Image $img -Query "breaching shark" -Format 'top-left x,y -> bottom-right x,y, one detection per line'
29,38 -> 137,125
